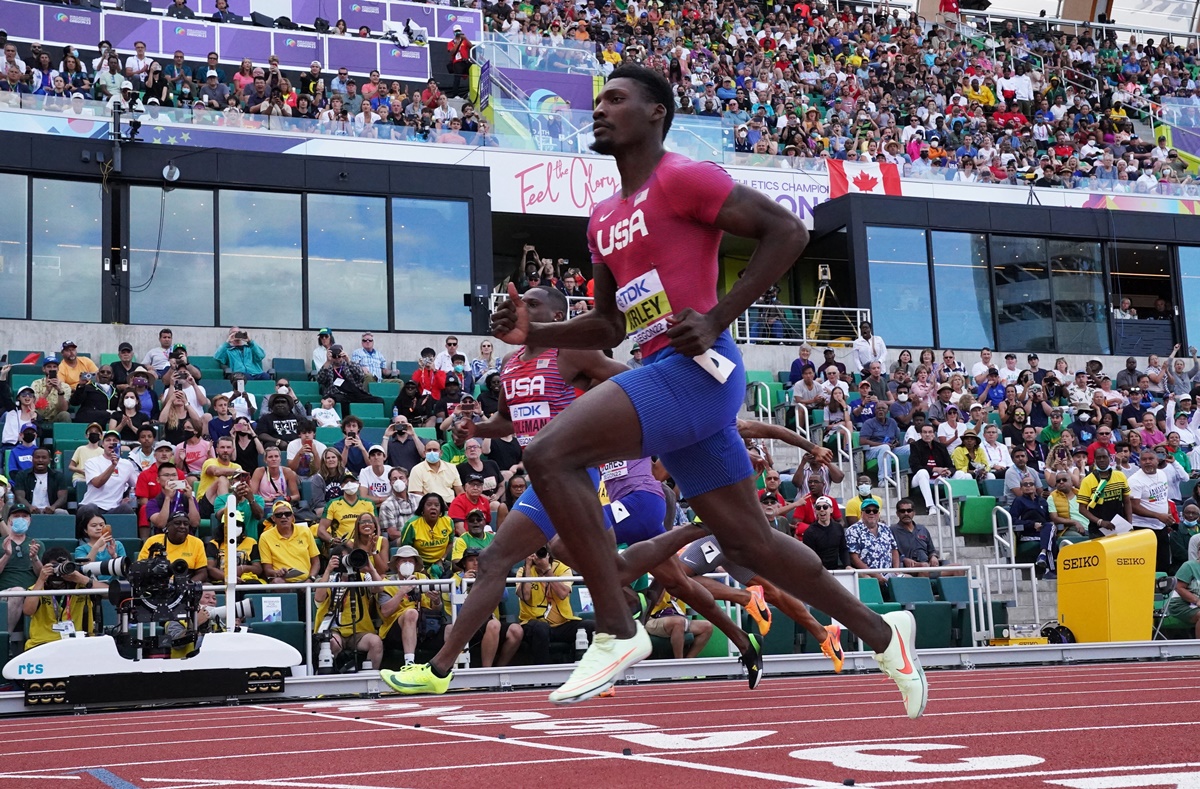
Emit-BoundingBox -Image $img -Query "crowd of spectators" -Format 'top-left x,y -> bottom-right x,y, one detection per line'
783,335 -> 1200,584
4,1 -> 1200,192
0,322 -> 650,669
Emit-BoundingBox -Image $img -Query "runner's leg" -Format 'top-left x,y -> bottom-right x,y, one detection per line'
686,478 -> 892,652
427,511 -> 547,675
522,380 -> 648,638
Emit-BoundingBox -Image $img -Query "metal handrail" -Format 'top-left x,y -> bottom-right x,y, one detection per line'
930,476 -> 959,564
992,505 -> 1019,596
737,302 -> 871,347
879,448 -> 902,516
981,562 -> 1042,635
832,426 -> 856,501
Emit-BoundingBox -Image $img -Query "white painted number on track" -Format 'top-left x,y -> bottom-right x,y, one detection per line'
512,717 -> 657,734
614,731 -> 776,750
789,743 -> 1044,774
1047,773 -> 1200,788
438,711 -> 550,724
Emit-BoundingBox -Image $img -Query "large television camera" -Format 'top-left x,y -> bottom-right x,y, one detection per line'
83,543 -> 204,658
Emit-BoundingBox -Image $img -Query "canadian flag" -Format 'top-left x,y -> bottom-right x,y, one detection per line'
827,160 -> 903,199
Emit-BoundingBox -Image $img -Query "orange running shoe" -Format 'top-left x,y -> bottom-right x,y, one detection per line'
745,585 -> 772,637
598,686 -> 616,698
821,623 -> 845,674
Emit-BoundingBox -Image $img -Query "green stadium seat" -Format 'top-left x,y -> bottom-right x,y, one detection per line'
745,370 -> 774,385
6,350 -> 39,365
932,575 -> 974,647
249,621 -> 308,654
107,514 -> 138,540
959,496 -> 997,536
414,427 -> 437,443
99,353 -> 120,366
887,575 -> 954,649
30,514 -> 76,539
52,423 -> 91,443
289,381 -> 320,400
13,374 -> 38,392
273,358 -> 308,378
695,624 -> 728,658
315,427 -> 343,445
981,478 -> 1006,500
803,606 -> 854,655
946,478 -> 981,500
359,418 -> 391,430
188,355 -> 220,369
394,362 -> 420,380
569,586 -> 594,621
197,368 -> 226,383
349,402 -> 386,420
1180,478 -> 1199,503
245,380 -> 277,397
857,576 -> 901,614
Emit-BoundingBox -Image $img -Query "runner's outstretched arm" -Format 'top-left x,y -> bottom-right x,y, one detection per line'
737,418 -> 832,464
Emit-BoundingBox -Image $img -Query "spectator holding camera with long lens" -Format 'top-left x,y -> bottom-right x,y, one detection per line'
23,546 -> 107,651
516,546 -> 593,665
314,542 -> 384,670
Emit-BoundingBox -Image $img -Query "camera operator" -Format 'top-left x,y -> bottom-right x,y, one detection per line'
442,547 -> 523,668
750,284 -> 786,342
139,513 -> 208,581
378,545 -> 443,666
214,327 -> 270,380
314,545 -> 384,669
23,547 -> 106,650
146,463 -> 201,534
515,547 -> 594,665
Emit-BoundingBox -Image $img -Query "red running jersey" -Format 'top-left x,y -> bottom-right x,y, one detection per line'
586,152 -> 734,356
500,347 -> 578,446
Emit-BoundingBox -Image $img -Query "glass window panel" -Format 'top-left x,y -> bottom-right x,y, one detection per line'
31,179 -> 102,322
0,173 -> 27,319
129,187 -> 215,327
306,194 -> 388,331
1049,239 -> 1109,355
865,226 -> 932,348
218,190 -> 302,329
931,232 -> 993,350
1180,247 -> 1200,351
393,198 -> 472,333
991,236 -> 1052,353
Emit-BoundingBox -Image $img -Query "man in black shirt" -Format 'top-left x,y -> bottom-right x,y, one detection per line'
802,504 -> 849,570
256,394 -> 300,451
383,416 -> 423,473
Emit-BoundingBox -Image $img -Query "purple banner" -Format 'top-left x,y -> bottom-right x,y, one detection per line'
41,6 -> 99,45
106,14 -> 162,53
506,68 -> 594,112
376,42 -> 429,81
290,0 -> 321,27
338,0 -> 388,33
389,0 -> 434,31
162,20 -> 217,58
327,36 -> 378,74
216,26 -> 272,64
434,7 -> 480,40
0,0 -> 42,39
271,30 -> 322,68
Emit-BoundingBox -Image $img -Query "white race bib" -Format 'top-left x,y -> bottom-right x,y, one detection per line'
616,269 -> 674,345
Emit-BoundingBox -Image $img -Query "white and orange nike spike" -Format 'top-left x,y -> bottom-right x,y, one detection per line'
873,610 -> 928,718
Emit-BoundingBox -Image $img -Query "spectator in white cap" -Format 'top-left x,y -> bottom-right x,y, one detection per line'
199,69 -> 229,109
447,23 -> 471,98
64,92 -> 93,117
107,79 -> 144,113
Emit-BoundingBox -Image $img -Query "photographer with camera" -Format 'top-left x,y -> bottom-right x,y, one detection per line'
162,348 -> 208,413
379,545 -> 443,667
515,546 -> 593,665
750,284 -> 786,342
139,513 -> 208,582
259,501 -> 320,584
23,546 -> 106,650
442,548 -> 523,669
314,542 -> 384,671
214,327 -> 270,381
69,364 -> 118,426
382,415 -> 422,473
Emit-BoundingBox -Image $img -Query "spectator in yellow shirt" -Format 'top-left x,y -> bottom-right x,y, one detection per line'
443,548 -> 523,668
259,501 -> 320,583
399,493 -> 454,578
313,543 -> 385,670
23,547 -> 107,650
515,548 -> 593,665
139,513 -> 208,581
56,341 -> 98,390
318,480 -> 376,553
378,545 -> 444,666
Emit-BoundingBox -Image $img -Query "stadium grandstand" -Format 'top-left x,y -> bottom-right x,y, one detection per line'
0,0 -> 1199,783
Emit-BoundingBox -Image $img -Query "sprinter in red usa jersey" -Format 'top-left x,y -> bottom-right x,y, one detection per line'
491,65 -> 929,714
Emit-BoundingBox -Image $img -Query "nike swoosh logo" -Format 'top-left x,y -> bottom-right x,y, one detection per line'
897,630 -> 914,675
560,645 -> 642,693
599,210 -> 614,221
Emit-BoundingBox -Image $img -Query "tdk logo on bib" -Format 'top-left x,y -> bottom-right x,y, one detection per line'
617,269 -> 673,343
511,402 -> 550,420
595,209 -> 648,255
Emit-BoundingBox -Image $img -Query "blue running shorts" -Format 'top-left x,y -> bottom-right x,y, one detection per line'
613,331 -> 753,499
509,467 -> 602,541
606,489 -> 668,546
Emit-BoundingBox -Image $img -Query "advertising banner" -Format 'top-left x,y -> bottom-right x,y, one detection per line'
271,30 -> 322,68
338,0 -> 388,33
327,36 -> 379,75
216,26 -> 273,64
42,6 -> 99,45
434,7 -> 481,39
162,20 -> 218,58
375,42 -> 429,82
106,13 -> 162,53
1,0 -> 43,39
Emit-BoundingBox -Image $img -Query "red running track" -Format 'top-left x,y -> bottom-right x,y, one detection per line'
1,661 -> 1199,788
